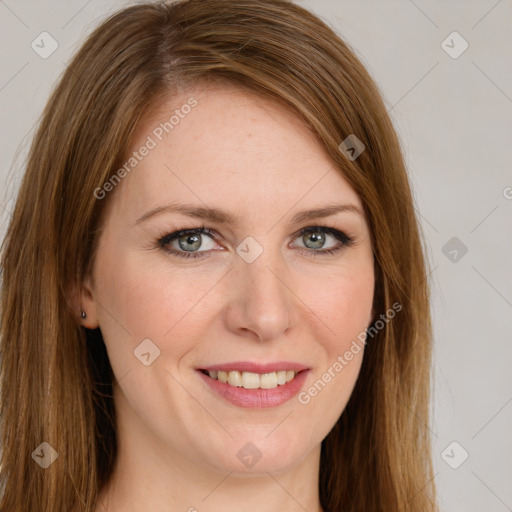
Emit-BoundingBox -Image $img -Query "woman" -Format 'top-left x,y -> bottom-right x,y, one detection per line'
0,0 -> 437,510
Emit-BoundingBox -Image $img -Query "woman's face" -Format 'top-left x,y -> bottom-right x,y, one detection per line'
83,85 -> 375,476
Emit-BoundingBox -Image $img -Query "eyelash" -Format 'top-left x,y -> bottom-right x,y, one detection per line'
155,225 -> 355,260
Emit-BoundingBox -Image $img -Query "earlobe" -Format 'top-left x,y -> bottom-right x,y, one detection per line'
69,275 -> 100,329
80,274 -> 100,328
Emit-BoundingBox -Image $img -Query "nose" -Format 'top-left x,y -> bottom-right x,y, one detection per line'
224,244 -> 299,342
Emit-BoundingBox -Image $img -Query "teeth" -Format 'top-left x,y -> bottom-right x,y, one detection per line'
276,370 -> 287,385
228,371 -> 243,387
242,372 -> 260,389
208,370 -> 299,389
260,372 -> 277,389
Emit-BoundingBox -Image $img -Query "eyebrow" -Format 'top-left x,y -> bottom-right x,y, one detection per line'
135,202 -> 364,226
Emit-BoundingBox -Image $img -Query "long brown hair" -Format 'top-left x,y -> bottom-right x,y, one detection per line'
0,0 -> 437,510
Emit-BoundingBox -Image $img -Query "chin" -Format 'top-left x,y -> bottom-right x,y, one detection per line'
199,433 -> 310,476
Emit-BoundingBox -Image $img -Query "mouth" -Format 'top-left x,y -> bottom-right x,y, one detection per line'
198,368 -> 305,390
196,364 -> 311,408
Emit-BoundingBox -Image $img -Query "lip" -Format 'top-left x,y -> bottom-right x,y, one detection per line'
197,368 -> 311,408
198,361 -> 310,373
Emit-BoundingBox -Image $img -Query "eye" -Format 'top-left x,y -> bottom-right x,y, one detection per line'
157,227 -> 217,260
291,226 -> 354,257
156,225 -> 354,260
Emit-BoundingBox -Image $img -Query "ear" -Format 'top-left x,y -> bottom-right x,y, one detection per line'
69,274 -> 100,329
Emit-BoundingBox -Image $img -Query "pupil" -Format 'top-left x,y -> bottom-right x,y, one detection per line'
179,234 -> 201,252
305,230 -> 325,249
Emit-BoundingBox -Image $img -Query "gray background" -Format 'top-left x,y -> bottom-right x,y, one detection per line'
1,1 -> 511,510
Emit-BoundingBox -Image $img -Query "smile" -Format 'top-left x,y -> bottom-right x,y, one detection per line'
197,366 -> 310,408
200,369 -> 299,389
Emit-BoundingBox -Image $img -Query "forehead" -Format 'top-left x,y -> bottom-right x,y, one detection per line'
108,85 -> 363,225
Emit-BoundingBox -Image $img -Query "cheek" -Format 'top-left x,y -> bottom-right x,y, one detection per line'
302,262 -> 375,347
96,244 -> 374,361
294,265 -> 374,419
93,249 -> 222,368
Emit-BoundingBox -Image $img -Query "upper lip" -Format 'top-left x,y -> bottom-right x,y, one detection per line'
198,361 -> 310,373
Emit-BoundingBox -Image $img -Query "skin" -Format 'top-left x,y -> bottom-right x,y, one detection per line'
79,84 -> 375,512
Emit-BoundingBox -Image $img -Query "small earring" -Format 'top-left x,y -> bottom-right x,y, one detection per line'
80,310 -> 87,319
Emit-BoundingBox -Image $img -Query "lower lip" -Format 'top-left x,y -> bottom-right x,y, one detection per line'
197,370 -> 310,408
